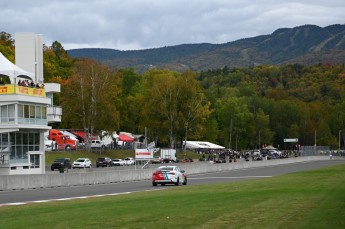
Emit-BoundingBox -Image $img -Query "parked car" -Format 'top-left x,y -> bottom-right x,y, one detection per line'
72,158 -> 92,168
51,158 -> 71,171
251,150 -> 262,161
124,157 -> 135,165
91,140 -> 107,149
152,165 -> 187,186
260,149 -> 272,160
269,149 -> 282,159
214,158 -> 226,163
112,158 -> 125,166
96,157 -> 113,167
44,135 -> 56,151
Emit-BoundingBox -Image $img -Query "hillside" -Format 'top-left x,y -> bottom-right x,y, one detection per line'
67,24 -> 345,72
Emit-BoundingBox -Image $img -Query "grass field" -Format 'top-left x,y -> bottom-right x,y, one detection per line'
1,163 -> 344,229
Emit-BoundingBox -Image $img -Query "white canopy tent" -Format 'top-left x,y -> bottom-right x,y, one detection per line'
184,141 -> 225,150
261,145 -> 277,150
0,52 -> 34,83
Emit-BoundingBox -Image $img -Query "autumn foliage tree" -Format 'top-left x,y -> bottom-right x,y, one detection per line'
3,31 -> 343,150
133,69 -> 211,148
60,59 -> 121,136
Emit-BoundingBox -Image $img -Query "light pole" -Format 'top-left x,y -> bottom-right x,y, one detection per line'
339,130 -> 341,151
184,122 -> 188,154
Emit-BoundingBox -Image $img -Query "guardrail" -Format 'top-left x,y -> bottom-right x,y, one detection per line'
0,156 -> 339,191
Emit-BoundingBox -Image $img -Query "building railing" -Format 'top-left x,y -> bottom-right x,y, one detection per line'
0,84 -> 46,97
47,106 -> 62,116
47,106 -> 62,123
0,117 -> 47,125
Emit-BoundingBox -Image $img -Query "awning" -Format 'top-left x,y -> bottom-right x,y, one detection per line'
118,133 -> 134,142
261,145 -> 277,150
0,52 -> 34,83
184,141 -> 225,149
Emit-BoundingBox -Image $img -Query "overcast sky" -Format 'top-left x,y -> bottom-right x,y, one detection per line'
1,0 -> 345,51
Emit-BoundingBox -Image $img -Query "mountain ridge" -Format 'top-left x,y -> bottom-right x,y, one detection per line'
67,24 -> 345,72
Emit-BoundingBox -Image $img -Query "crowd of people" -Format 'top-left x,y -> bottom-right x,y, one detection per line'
17,79 -> 44,88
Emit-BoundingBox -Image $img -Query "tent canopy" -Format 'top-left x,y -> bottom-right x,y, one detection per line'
118,133 -> 134,142
184,141 -> 225,149
261,145 -> 277,150
0,52 -> 34,83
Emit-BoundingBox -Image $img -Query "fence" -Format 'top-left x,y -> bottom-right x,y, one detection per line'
301,146 -> 331,156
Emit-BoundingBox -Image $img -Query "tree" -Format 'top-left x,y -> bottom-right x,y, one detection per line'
0,32 -> 15,61
216,97 -> 252,150
0,32 -> 14,47
177,70 -> 211,149
43,41 -> 73,81
51,41 -> 66,59
255,108 -> 273,148
60,59 -> 121,136
136,69 -> 210,148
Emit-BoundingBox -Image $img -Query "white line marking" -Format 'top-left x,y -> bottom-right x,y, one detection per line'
189,176 -> 272,179
0,189 -> 163,207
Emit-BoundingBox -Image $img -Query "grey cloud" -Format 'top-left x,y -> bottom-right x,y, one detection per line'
1,0 -> 344,50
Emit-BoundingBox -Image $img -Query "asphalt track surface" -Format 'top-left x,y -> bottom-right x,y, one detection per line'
0,159 -> 344,206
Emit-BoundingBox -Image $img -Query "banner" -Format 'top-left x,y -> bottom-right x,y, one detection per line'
135,149 -> 153,160
0,85 -> 45,97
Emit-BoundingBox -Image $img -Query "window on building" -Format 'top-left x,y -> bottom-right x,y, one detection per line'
30,154 -> 40,168
1,105 -> 7,123
9,132 -> 41,164
18,104 -> 23,116
36,106 -> 41,119
0,104 -> 15,123
0,103 -> 48,124
8,104 -> 15,122
42,106 -> 46,119
0,133 -> 9,151
24,105 -> 30,119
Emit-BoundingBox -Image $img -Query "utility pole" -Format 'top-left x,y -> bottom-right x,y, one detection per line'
229,117 -> 232,149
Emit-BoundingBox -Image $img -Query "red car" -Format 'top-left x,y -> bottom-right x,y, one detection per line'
152,166 -> 187,186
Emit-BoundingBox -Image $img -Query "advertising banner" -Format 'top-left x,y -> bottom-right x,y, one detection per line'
0,85 -> 45,97
135,149 -> 153,160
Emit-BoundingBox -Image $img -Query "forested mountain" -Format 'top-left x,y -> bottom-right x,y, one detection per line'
67,24 -> 345,72
1,30 -> 344,150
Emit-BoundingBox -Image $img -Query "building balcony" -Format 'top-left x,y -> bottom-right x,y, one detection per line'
0,84 -> 45,97
44,83 -> 60,93
47,106 -> 62,123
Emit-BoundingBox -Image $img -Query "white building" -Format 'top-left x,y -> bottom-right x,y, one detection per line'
0,32 -> 61,175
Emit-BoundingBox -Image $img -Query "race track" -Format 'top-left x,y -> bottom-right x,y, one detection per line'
0,159 -> 344,206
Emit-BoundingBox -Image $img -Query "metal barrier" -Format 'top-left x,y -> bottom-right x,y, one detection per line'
0,156 -> 342,191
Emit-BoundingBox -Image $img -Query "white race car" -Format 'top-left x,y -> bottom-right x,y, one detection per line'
152,166 -> 187,186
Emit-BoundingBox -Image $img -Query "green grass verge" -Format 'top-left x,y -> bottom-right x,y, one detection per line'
45,149 -> 200,165
1,164 -> 344,229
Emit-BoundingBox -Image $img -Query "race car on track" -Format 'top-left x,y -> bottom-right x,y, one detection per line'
152,165 -> 187,186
